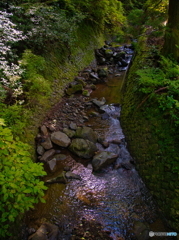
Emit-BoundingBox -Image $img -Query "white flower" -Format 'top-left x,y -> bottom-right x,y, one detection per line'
0,9 -> 26,99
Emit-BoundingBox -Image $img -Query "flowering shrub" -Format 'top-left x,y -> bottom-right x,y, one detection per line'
0,10 -> 26,101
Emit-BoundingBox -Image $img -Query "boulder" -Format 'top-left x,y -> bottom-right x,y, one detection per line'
97,57 -> 106,65
97,68 -> 108,78
74,76 -> 86,86
45,173 -> 67,184
63,128 -> 75,138
69,122 -> 77,130
97,137 -> 109,148
40,149 -> 56,162
65,171 -> 82,180
28,223 -> 59,240
90,72 -> 100,80
92,151 -> 118,171
40,137 -> 53,150
51,131 -> 71,147
40,125 -> 48,136
69,138 -> 97,158
47,158 -> 57,172
82,89 -> 90,97
54,153 -> 67,161
119,145 -> 133,163
120,59 -> 128,67
75,126 -> 97,143
92,97 -> 106,107
105,49 -> 113,59
36,145 -> 45,156
113,51 -> 126,61
66,83 -> 83,95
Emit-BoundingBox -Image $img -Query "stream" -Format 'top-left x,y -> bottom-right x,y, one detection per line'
24,44 -> 172,240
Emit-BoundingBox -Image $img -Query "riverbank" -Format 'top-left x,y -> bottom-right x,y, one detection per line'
121,34 -> 179,232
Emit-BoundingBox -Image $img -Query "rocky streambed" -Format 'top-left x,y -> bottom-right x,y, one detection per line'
24,43 -> 170,240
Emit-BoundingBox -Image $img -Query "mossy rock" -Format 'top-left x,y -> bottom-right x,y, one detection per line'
69,138 -> 97,158
66,84 -> 83,95
82,90 -> 90,96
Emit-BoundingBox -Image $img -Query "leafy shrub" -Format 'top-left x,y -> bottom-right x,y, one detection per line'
0,118 -> 47,238
0,103 -> 27,137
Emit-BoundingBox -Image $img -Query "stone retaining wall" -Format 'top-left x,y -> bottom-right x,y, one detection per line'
121,37 -> 179,231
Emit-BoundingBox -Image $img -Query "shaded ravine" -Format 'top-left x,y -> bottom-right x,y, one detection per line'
24,45 -> 171,240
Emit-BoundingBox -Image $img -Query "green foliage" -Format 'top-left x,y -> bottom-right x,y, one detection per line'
0,103 -> 30,139
55,0 -> 127,34
144,0 -> 168,28
136,56 -> 179,126
21,50 -> 51,100
126,8 -> 145,37
128,8 -> 144,26
136,67 -> 166,93
0,84 -> 6,102
0,119 -> 47,237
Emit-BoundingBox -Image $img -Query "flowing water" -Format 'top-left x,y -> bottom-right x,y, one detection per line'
24,46 -> 171,240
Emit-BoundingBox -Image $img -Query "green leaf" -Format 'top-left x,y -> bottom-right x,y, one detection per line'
40,198 -> 46,203
8,215 -> 15,222
23,188 -> 32,194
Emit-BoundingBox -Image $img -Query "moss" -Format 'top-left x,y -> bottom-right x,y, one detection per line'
121,35 -> 179,231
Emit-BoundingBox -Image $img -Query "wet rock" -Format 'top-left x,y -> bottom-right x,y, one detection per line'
109,139 -> 122,144
101,112 -> 110,120
40,149 -> 56,162
105,49 -> 113,59
28,223 -> 59,240
97,57 -> 106,65
65,171 -> 82,180
95,49 -> 104,57
121,162 -> 134,170
45,172 -> 67,184
92,151 -> 118,171
51,131 -> 71,147
75,76 -> 86,86
75,126 -> 97,143
40,137 -> 53,150
97,68 -> 108,78
87,163 -> 93,171
92,97 -> 106,107
90,72 -> 100,80
105,143 -> 120,155
119,145 -> 133,163
47,158 -> 57,172
120,59 -> 128,67
133,221 -> 149,240
83,116 -> 88,121
40,125 -> 48,136
82,89 -> 90,97
98,137 -> 109,148
69,122 -> 77,130
89,111 -> 100,117
54,153 -> 67,161
63,166 -> 71,171
63,128 -> 75,138
66,83 -> 83,95
37,145 -> 45,156
113,51 -> 126,61
69,138 -> 97,158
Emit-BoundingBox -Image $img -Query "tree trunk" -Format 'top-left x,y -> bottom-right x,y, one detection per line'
162,0 -> 179,62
